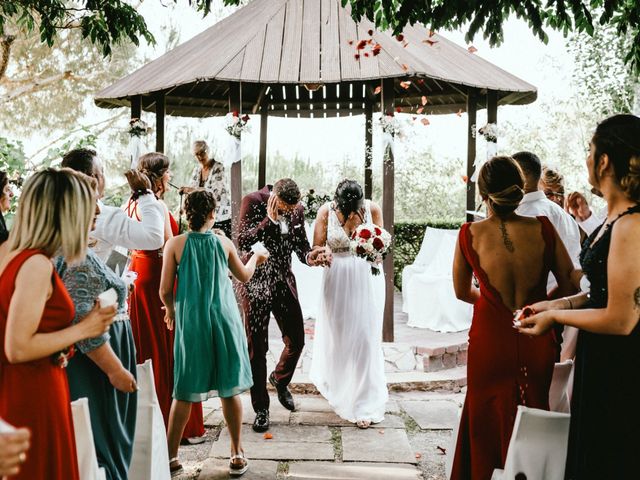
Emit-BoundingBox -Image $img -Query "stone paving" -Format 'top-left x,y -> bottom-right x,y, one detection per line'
174,391 -> 465,480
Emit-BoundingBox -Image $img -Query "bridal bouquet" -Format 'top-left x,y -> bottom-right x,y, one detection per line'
350,223 -> 392,275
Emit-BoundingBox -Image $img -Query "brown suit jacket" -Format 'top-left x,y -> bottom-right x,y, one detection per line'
237,186 -> 311,302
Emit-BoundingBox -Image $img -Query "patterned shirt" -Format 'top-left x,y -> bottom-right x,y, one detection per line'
188,162 -> 231,222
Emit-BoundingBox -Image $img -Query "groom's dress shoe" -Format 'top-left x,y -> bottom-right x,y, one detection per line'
252,409 -> 270,432
269,372 -> 295,411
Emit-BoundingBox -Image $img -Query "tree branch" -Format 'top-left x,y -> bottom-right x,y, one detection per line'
0,70 -> 73,103
0,35 -> 16,81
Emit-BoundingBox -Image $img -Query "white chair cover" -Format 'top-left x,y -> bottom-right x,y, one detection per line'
549,360 -> 574,413
291,221 -> 324,319
70,397 -> 103,480
491,406 -> 571,480
402,227 -> 472,332
128,360 -> 171,480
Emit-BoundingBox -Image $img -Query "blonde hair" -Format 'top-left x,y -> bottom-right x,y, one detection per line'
192,140 -> 209,156
8,168 -> 96,262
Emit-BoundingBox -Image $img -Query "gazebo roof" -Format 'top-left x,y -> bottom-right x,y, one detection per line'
95,0 -> 537,117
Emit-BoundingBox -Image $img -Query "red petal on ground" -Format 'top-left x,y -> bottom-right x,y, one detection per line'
468,45 -> 478,53
263,433 -> 273,439
421,118 -> 430,126
421,95 -> 428,105
374,86 -> 382,95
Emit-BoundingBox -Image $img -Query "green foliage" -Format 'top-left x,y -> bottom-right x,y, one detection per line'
393,220 -> 462,289
301,190 -> 331,222
0,0 -> 154,56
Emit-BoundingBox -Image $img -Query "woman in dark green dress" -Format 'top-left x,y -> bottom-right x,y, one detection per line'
517,114 -> 640,479
56,205 -> 138,480
160,189 -> 268,477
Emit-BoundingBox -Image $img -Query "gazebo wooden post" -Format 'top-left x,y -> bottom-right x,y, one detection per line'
229,83 -> 242,241
487,89 -> 498,130
259,107 -> 268,189
381,78 -> 395,343
155,92 -> 165,153
364,98 -> 373,199
130,95 -> 141,120
466,90 -> 478,223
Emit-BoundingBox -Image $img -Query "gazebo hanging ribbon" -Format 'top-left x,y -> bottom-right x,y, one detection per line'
471,123 -> 498,182
225,111 -> 250,164
128,118 -> 150,169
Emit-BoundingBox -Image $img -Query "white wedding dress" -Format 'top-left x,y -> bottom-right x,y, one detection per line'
309,201 -> 388,423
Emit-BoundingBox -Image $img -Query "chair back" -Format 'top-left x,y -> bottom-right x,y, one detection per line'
70,398 -> 104,480
549,360 -> 573,413
501,406 -> 571,480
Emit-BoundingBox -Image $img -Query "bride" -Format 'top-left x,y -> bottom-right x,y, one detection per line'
309,179 -> 388,428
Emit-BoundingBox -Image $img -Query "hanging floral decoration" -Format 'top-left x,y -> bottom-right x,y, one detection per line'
225,111 -> 251,140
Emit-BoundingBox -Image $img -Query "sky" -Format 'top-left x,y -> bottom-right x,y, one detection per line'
27,1 -> 582,183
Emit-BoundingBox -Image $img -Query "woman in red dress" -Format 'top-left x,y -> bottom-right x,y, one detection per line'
127,152 -> 204,439
450,156 -> 575,479
0,169 -> 116,480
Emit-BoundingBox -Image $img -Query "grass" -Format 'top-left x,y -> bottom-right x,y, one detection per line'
398,410 -> 421,436
276,461 -> 290,479
329,426 -> 343,461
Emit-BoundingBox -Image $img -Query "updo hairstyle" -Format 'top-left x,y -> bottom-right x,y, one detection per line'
185,189 -> 217,231
334,179 -> 364,219
592,114 -> 640,202
478,156 -> 525,217
137,152 -> 169,194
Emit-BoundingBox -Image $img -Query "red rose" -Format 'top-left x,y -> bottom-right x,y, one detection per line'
241,114 -> 250,122
356,245 -> 365,255
373,237 -> 384,250
374,227 -> 382,235
359,229 -> 372,240
232,110 -> 239,117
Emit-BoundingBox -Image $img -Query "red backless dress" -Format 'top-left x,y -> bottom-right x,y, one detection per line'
450,217 -> 557,480
0,249 -> 80,480
126,200 -> 204,437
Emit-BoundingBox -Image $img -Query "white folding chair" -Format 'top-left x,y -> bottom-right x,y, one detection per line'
549,360 -> 573,413
70,397 -> 105,480
491,406 -> 571,480
128,360 -> 171,480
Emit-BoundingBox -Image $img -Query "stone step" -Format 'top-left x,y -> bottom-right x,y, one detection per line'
415,342 -> 469,372
287,367 -> 467,395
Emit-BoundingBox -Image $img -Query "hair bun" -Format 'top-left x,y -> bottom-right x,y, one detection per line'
621,155 -> 640,202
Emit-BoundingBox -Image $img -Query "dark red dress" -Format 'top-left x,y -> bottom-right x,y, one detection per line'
0,249 -> 80,480
451,217 -> 557,480
126,200 -> 204,437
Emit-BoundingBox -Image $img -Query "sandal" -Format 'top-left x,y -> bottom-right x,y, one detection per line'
229,451 -> 249,477
356,420 -> 371,429
169,457 -> 183,477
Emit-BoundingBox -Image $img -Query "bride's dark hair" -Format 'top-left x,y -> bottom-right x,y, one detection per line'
334,179 -> 364,219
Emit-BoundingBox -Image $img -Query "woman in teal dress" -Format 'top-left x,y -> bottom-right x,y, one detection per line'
56,206 -> 138,480
160,189 -> 268,477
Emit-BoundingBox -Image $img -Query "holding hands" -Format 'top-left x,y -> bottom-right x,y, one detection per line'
308,246 -> 333,267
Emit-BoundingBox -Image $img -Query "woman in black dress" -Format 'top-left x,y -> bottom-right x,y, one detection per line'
517,114 -> 640,479
0,171 -> 13,243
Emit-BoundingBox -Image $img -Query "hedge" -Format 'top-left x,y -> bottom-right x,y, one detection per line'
392,220 -> 463,290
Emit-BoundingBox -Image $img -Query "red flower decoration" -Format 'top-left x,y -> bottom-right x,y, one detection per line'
374,227 -> 382,235
373,237 -> 384,250
359,229 -> 372,239
241,114 -> 250,122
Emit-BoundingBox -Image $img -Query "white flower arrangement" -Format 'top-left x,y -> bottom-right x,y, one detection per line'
478,123 -> 498,143
128,118 -> 151,137
225,111 -> 251,139
378,112 -> 406,139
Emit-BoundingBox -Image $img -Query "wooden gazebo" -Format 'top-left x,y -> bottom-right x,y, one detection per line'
96,0 -> 537,341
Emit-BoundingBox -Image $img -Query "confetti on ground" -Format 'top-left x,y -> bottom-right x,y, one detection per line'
263,433 -> 273,440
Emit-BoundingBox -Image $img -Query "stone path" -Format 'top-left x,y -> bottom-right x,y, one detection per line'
174,391 -> 465,480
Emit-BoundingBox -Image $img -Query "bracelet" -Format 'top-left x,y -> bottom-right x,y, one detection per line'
563,296 -> 573,310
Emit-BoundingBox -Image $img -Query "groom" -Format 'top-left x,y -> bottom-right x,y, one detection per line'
237,178 -> 330,432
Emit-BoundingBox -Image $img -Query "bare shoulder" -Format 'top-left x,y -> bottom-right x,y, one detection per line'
165,233 -> 186,251
613,213 -> 640,241
17,253 -> 53,280
216,234 -> 234,253
368,201 -> 382,214
316,203 -> 330,218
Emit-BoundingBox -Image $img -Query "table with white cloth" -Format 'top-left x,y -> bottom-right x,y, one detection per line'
402,227 -> 472,332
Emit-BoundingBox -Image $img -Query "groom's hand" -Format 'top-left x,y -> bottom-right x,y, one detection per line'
308,246 -> 332,267
267,195 -> 279,222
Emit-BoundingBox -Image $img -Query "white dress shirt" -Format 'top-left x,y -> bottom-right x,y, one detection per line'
92,194 -> 165,261
517,190 -> 582,270
577,210 -> 606,236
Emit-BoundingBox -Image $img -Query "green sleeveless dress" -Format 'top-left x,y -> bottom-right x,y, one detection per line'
173,231 -> 253,401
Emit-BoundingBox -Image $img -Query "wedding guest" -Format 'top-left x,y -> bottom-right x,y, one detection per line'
0,171 -> 13,243
450,156 -> 575,479
0,168 -> 116,480
540,166 -> 566,208
237,179 -> 330,432
0,425 -> 30,478
126,152 -> 205,441
310,180 -> 388,428
179,140 -> 232,237
61,148 -> 165,261
517,114 -> 640,480
161,189 -> 268,477
56,200 -> 138,480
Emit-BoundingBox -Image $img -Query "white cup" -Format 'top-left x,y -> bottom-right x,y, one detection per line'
98,288 -> 118,308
